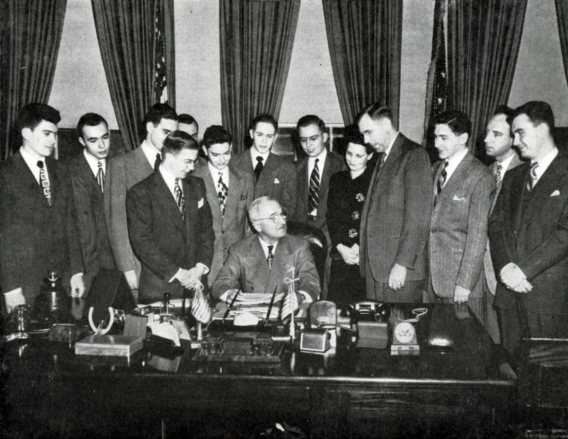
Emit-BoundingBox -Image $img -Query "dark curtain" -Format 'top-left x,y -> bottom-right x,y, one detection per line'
446,0 -> 527,159
91,0 -> 175,152
322,0 -> 402,126
556,0 -> 568,87
0,0 -> 67,160
220,0 -> 300,152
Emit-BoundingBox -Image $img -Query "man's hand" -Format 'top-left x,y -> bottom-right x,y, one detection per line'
175,266 -> 206,289
453,285 -> 470,303
388,263 -> 407,291
337,244 -> 358,265
500,263 -> 532,293
124,270 -> 139,290
70,273 -> 85,298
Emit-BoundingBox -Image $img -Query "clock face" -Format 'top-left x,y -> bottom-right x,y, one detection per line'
394,322 -> 416,344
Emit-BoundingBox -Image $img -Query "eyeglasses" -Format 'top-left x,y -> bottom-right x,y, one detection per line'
253,210 -> 287,223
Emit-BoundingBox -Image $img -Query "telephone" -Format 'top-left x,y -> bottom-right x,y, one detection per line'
351,301 -> 389,349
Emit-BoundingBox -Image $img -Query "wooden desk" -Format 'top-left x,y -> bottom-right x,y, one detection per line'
1,304 -> 515,438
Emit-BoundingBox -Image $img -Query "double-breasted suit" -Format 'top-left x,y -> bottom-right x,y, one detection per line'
429,152 -> 496,320
126,171 -> 214,301
0,151 -> 83,304
211,234 -> 320,301
105,147 -> 153,276
359,134 -> 433,302
489,152 -> 568,349
65,153 -> 115,294
192,164 -> 255,286
232,151 -> 297,217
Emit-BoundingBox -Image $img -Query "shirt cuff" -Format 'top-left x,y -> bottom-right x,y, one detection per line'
298,290 -> 313,303
196,263 -> 209,275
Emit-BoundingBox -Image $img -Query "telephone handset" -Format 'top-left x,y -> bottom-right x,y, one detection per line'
352,301 -> 388,322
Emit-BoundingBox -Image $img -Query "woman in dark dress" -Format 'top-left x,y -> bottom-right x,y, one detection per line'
326,127 -> 374,307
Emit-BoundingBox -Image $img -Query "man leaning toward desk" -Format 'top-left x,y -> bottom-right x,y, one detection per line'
212,196 -> 320,304
126,131 -> 214,302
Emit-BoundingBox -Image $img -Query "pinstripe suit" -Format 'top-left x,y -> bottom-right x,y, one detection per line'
359,134 -> 433,302
428,152 -> 496,320
105,147 -> 153,277
232,150 -> 297,218
65,153 -> 115,295
192,164 -> 255,286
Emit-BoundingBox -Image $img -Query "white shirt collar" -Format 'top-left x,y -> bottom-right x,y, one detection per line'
532,147 -> 558,180
443,147 -> 469,185
250,147 -> 270,168
208,163 -> 229,186
258,236 -> 279,259
83,150 -> 106,177
158,164 -> 181,200
308,148 -> 327,177
20,146 -> 47,184
140,139 -> 161,169
383,132 -> 399,160
495,153 -> 515,179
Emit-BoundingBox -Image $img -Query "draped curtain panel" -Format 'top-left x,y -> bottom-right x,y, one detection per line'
446,0 -> 527,158
0,0 -> 67,160
91,0 -> 175,152
556,0 -> 568,87
219,0 -> 300,153
322,0 -> 402,127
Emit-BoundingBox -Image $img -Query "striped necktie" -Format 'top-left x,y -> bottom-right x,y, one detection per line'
174,178 -> 185,219
217,172 -> 228,215
527,162 -> 539,191
308,158 -> 320,217
96,161 -> 105,193
436,160 -> 449,195
37,161 -> 52,207
267,245 -> 274,270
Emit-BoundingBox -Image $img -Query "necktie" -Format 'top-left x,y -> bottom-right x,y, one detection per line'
494,163 -> 503,190
37,161 -> 52,207
267,245 -> 274,270
378,153 -> 386,170
174,178 -> 185,219
254,156 -> 264,180
436,160 -> 449,196
308,158 -> 320,217
217,172 -> 228,215
154,153 -> 162,170
96,161 -> 105,193
527,162 -> 539,191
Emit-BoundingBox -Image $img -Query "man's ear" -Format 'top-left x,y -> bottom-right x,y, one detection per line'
249,128 -> 255,140
458,132 -> 469,147
322,132 -> 329,144
146,121 -> 155,135
250,220 -> 261,234
202,145 -> 209,157
21,127 -> 32,141
78,137 -> 86,148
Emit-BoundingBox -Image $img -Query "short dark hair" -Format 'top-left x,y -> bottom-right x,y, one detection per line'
202,125 -> 232,148
162,130 -> 198,155
343,125 -> 373,154
493,105 -> 514,120
434,110 -> 472,137
178,113 -> 198,130
251,113 -> 278,132
358,103 -> 394,124
297,114 -> 326,133
18,103 -> 61,131
77,113 -> 108,138
510,101 -> 555,131
143,103 -> 177,127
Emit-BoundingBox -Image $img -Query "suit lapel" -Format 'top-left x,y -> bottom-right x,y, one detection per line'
296,158 -> 308,211
511,164 -> 530,234
225,166 -> 242,216
196,166 -> 222,219
438,152 -> 474,201
374,136 -> 404,197
77,154 -> 103,198
257,153 -> 277,192
14,151 -> 48,206
152,171 -> 186,234
266,236 -> 291,296
530,154 -> 568,210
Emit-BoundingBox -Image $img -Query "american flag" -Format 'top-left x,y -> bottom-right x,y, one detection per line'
281,267 -> 299,321
191,284 -> 211,324
153,1 -> 168,104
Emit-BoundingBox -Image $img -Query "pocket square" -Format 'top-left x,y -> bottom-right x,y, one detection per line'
274,178 -> 280,184
198,198 -> 204,208
452,195 -> 466,201
551,190 -> 560,197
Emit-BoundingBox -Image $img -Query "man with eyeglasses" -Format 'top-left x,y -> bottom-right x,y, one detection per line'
212,196 -> 320,304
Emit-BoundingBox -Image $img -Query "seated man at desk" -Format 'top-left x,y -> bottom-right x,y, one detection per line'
212,196 -> 320,304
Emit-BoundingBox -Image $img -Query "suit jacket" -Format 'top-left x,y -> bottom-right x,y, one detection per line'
359,134 -> 432,285
232,150 -> 297,217
126,171 -> 214,301
293,151 -> 345,236
192,164 -> 255,286
489,151 -> 568,316
105,147 -> 153,273
0,151 -> 83,304
429,152 -> 496,302
64,154 -> 116,294
211,234 -> 320,301
484,154 -> 523,295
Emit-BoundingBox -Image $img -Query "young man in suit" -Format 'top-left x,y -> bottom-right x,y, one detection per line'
178,113 -> 199,141
428,110 -> 496,321
192,125 -> 255,286
489,101 -> 568,362
212,196 -> 320,303
106,104 -> 178,297
357,104 -> 432,303
482,106 -> 523,343
232,113 -> 297,217
65,113 -> 116,295
0,104 -> 84,307
126,131 -> 214,303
